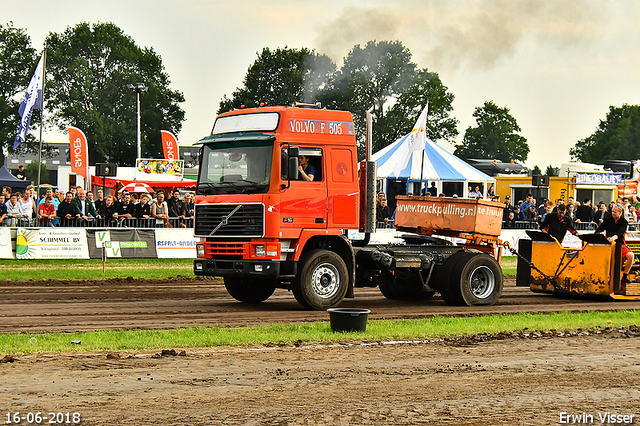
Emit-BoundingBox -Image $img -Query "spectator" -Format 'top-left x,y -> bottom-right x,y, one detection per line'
3,186 -> 11,200
0,194 -> 7,226
540,204 -> 578,242
376,198 -> 392,227
427,182 -> 437,196
86,191 -> 96,212
594,202 -> 610,224
167,190 -> 188,228
114,193 -> 135,225
566,203 -> 578,222
576,198 -> 594,223
37,196 -> 56,227
94,189 -> 104,212
468,185 -> 482,198
502,197 -> 516,220
525,204 -> 538,222
69,186 -> 77,197
184,193 -> 194,218
134,193 -> 152,226
14,165 -> 27,180
6,193 -> 23,227
72,188 -> 97,225
621,197 -> 631,218
130,193 -> 139,205
504,211 -> 517,229
514,205 -> 525,221
57,192 -> 80,227
628,205 -> 638,226
97,196 -> 117,226
520,193 -> 535,212
151,190 -> 169,226
19,188 -> 34,226
540,202 -> 554,223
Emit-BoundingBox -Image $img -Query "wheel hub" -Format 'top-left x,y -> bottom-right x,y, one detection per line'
470,265 -> 495,299
311,263 -> 340,298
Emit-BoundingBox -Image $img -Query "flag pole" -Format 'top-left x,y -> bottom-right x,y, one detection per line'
36,48 -> 46,198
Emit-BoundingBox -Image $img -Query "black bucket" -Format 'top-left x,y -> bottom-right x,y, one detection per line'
326,308 -> 371,332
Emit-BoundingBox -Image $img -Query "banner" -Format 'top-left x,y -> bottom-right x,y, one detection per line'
15,228 -> 89,259
0,228 -> 13,259
87,229 -> 157,258
14,53 -> 45,149
155,228 -> 198,258
161,130 -> 179,160
136,159 -> 183,176
69,126 -> 89,180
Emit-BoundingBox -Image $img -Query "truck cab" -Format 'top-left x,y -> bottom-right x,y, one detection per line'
193,105 -> 360,309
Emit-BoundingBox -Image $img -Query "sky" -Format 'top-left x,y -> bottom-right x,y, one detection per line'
3,0 -> 640,169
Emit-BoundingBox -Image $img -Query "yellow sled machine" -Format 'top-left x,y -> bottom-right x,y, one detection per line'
515,231 -> 640,300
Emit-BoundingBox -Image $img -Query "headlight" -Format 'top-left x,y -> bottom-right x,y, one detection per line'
196,244 -> 205,257
255,245 -> 265,257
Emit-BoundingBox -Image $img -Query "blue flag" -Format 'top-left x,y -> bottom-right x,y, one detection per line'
14,54 -> 44,149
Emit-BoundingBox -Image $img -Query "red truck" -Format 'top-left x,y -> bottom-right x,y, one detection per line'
193,104 -> 504,310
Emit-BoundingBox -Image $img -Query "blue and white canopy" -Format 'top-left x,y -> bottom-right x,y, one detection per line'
372,133 -> 495,184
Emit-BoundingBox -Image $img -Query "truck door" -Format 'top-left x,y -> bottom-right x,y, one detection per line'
281,147 -> 327,229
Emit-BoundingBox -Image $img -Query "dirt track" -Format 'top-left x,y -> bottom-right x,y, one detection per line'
2,278 -> 640,425
2,277 -> 640,333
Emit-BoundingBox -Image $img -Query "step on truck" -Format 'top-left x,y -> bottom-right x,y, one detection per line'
193,104 -> 504,310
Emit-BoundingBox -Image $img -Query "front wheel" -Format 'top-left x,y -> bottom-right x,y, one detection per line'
293,249 -> 349,310
224,277 -> 276,304
448,253 -> 503,306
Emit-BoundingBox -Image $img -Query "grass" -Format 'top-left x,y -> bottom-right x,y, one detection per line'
0,258 -> 196,281
1,310 -> 638,355
0,257 -> 518,281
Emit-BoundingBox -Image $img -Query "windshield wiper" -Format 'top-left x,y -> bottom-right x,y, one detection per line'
197,182 -> 219,194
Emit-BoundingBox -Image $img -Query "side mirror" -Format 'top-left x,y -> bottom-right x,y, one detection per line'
288,157 -> 299,180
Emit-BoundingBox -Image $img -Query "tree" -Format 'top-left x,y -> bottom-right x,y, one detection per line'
219,41 -> 459,159
218,47 -> 335,113
570,104 -> 640,163
323,40 -> 458,157
45,22 -> 185,166
0,22 -> 38,165
531,165 -> 542,176
545,165 -> 559,176
455,101 -> 529,163
378,69 -> 459,152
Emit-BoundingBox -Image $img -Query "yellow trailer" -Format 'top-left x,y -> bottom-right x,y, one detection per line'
516,231 -> 640,299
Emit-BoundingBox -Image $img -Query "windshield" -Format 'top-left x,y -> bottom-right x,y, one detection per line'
197,142 -> 273,195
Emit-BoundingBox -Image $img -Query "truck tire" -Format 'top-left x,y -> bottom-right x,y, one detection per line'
378,272 -> 435,301
293,249 -> 349,310
448,253 -> 503,306
224,277 -> 276,304
437,251 -> 468,305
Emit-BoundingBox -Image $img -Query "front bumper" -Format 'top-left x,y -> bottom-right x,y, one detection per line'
194,259 -> 281,278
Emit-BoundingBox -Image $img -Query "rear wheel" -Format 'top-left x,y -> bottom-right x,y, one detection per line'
224,277 -> 276,304
294,250 -> 349,310
447,253 -> 503,306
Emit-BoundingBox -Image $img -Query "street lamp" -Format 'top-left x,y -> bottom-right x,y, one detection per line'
126,83 -> 148,160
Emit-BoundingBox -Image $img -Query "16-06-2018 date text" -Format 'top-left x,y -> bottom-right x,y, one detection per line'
5,412 -> 81,425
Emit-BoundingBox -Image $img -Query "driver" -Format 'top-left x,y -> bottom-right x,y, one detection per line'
595,204 -> 634,284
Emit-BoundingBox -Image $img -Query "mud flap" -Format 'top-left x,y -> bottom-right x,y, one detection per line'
516,239 -> 532,287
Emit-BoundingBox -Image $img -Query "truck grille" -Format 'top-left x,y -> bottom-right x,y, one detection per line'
195,203 -> 264,237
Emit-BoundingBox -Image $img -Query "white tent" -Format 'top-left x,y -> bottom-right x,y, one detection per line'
372,133 -> 495,196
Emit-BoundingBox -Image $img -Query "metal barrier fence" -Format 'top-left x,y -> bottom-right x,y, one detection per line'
3,217 -> 194,229
501,221 -> 599,231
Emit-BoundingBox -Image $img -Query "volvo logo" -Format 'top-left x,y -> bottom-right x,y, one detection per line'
209,205 -> 242,236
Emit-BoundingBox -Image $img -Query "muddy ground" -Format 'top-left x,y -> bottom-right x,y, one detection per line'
1,278 -> 640,425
